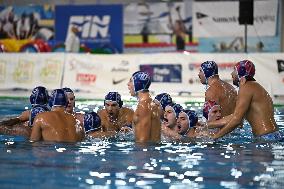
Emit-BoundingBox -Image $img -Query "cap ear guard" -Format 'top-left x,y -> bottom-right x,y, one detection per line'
237,64 -> 247,78
84,112 -> 101,133
186,110 -> 198,128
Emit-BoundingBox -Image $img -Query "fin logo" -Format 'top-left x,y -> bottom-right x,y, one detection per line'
68,15 -> 111,39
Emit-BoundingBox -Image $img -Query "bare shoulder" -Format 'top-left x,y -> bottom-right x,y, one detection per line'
33,112 -> 47,124
97,109 -> 106,116
19,110 -> 31,121
36,111 -> 50,118
238,81 -> 259,98
205,85 -> 218,100
121,107 -> 134,114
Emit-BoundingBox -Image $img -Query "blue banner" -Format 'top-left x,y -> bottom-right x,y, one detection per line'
140,64 -> 182,83
55,5 -> 123,53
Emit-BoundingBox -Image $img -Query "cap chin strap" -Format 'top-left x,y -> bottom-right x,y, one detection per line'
182,127 -> 190,136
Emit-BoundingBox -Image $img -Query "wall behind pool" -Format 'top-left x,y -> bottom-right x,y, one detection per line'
0,52 -> 283,105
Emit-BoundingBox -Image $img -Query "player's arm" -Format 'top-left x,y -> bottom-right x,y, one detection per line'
0,110 -> 31,127
213,84 -> 252,139
30,116 -> 43,142
207,114 -> 233,129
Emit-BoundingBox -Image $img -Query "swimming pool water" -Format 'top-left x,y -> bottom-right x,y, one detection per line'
0,98 -> 284,189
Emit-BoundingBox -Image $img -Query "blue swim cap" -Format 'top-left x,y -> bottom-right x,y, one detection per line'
104,92 -> 123,108
154,93 -> 172,110
84,112 -> 101,133
183,110 -> 198,128
48,89 -> 68,107
30,86 -> 49,106
201,61 -> 218,79
166,103 -> 183,118
132,71 -> 151,93
62,87 -> 74,94
28,105 -> 49,126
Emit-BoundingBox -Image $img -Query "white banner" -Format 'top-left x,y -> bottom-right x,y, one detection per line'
193,0 -> 278,37
0,53 -> 283,103
0,53 -> 64,90
62,54 -> 139,98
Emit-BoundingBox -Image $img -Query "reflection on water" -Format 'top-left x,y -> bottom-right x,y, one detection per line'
1,138 -> 284,188
0,99 -> 284,188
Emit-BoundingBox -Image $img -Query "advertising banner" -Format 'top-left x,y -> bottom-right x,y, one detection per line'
0,53 -> 64,90
55,5 -> 123,53
193,0 -> 278,37
1,53 -> 283,102
140,64 -> 182,83
62,54 -> 138,98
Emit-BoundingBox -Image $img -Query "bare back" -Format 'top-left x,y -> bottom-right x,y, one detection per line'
206,79 -> 237,116
30,110 -> 81,142
133,94 -> 161,143
239,81 -> 277,136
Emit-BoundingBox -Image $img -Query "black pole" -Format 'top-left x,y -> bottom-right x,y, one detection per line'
244,23 -> 247,53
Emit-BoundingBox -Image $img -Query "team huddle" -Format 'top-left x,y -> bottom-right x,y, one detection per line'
0,60 -> 282,143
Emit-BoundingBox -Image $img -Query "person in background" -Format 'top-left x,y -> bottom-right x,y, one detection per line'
127,71 -> 161,143
211,60 -> 282,141
65,26 -> 80,53
168,6 -> 187,51
30,89 -> 83,142
198,61 -> 237,117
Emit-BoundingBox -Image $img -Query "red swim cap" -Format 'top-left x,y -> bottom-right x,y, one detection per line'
203,100 -> 219,119
235,60 -> 255,78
